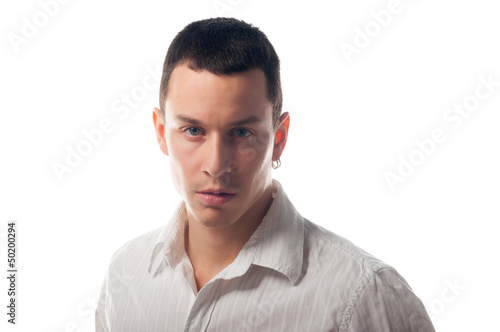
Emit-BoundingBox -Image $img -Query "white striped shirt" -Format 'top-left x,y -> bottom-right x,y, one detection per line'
96,179 -> 435,331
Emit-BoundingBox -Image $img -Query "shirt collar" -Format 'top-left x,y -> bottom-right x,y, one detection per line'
148,179 -> 305,286
148,200 -> 188,274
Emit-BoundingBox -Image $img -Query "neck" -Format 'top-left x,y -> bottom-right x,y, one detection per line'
185,184 -> 274,284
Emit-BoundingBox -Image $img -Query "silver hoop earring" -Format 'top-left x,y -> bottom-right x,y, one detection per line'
272,158 -> 281,169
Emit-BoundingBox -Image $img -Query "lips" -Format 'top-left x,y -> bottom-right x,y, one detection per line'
198,189 -> 235,195
196,192 -> 236,205
201,192 -> 232,195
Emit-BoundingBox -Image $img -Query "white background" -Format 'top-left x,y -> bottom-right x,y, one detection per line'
1,0 -> 499,331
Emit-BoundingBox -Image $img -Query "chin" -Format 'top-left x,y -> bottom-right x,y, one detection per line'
188,204 -> 234,227
197,215 -> 235,228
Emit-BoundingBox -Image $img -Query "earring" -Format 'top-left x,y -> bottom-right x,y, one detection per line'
272,158 -> 281,169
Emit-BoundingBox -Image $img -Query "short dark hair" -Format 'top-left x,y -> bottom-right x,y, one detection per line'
159,17 -> 283,129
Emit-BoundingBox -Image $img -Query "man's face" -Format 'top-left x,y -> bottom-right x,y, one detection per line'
153,64 -> 289,228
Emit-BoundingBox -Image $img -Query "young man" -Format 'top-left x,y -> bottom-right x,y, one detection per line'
96,18 -> 435,331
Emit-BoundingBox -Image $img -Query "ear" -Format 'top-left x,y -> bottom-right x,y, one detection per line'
272,112 -> 290,161
153,107 -> 169,156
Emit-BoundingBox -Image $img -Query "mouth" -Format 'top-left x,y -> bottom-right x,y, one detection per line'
198,188 -> 236,195
200,192 -> 233,195
196,192 -> 236,205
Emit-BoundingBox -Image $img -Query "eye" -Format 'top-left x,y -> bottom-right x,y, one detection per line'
183,127 -> 203,136
233,128 -> 252,138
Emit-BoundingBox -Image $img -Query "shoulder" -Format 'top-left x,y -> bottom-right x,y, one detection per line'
302,219 -> 434,331
303,217 -> 391,275
301,217 -> 400,307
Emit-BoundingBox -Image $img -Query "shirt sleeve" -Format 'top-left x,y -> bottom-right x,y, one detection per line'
345,267 -> 435,332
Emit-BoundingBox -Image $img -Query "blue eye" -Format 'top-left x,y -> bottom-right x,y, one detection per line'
185,127 -> 202,136
183,127 -> 251,138
234,129 -> 252,137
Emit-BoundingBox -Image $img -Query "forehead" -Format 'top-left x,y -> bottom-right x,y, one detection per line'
165,64 -> 272,126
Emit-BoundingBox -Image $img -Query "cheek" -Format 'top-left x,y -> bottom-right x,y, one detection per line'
167,136 -> 199,191
170,151 -> 195,177
236,133 -> 273,163
235,136 -> 273,175
167,131 -> 198,165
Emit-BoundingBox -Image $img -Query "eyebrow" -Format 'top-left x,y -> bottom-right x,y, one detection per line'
175,115 -> 262,127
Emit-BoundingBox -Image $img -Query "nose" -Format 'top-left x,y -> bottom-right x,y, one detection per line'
201,135 -> 233,178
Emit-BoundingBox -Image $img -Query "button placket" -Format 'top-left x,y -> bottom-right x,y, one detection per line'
184,279 -> 223,332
